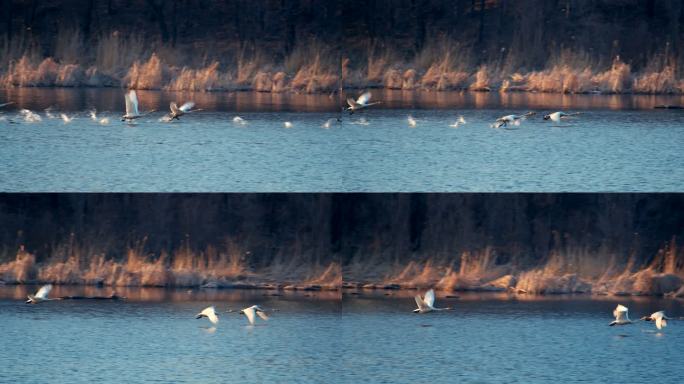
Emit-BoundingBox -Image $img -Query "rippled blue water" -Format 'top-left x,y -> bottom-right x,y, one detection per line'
340,294 -> 684,383
2,288 -> 683,383
1,89 -> 683,191
0,287 -> 341,384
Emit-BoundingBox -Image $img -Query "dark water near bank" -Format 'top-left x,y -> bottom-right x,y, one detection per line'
1,89 -> 683,192
2,286 -> 683,383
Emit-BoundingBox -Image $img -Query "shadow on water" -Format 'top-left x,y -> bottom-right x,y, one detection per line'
3,88 -> 684,112
0,88 -> 341,113
0,285 -> 341,302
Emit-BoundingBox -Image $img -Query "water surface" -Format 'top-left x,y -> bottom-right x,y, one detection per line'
340,292 -> 684,383
2,286 -> 683,383
0,286 -> 341,383
1,89 -> 683,192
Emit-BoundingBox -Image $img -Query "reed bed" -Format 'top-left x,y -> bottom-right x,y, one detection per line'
3,28 -> 682,94
345,238 -> 683,296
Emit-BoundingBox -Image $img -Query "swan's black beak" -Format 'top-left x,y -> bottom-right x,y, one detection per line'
543,115 -> 550,120
195,314 -> 202,319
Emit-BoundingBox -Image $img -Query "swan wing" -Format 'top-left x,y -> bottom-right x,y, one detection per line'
256,310 -> 269,321
124,92 -> 132,115
179,101 -> 195,112
423,289 -> 435,307
414,295 -> 428,311
207,311 -> 219,325
356,92 -> 371,105
170,102 -> 179,114
651,311 -> 666,329
127,90 -> 140,115
613,304 -> 629,321
199,306 -> 218,324
35,284 -> 52,299
346,98 -> 357,108
243,307 -> 256,325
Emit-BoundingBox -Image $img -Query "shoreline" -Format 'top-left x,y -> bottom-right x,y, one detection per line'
3,55 -> 684,96
3,281 -> 683,299
3,87 -> 684,113
3,84 -> 684,98
2,280 -> 683,298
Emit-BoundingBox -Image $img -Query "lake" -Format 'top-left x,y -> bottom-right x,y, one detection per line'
0,286 -> 342,383
1,89 -> 683,192
1,286 -> 682,383
340,292 -> 684,383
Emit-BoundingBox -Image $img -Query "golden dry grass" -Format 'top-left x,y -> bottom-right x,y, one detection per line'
1,29 -> 683,94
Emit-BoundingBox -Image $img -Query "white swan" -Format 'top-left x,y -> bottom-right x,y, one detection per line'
240,305 -> 269,325
284,121 -> 293,128
543,111 -> 580,122
407,115 -> 417,127
609,304 -> 633,326
640,311 -> 671,330
413,289 -> 452,313
60,113 -> 73,124
492,112 -> 535,128
195,306 -> 219,325
346,91 -> 380,115
166,101 -> 200,121
121,90 -> 153,121
233,116 -> 247,125
450,116 -> 466,128
20,109 -> 42,122
26,284 -> 53,304
89,110 -> 98,121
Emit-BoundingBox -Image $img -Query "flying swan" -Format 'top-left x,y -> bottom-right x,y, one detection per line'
165,101 -> 200,121
121,90 -> 153,121
640,311 -> 671,330
240,305 -> 269,325
609,304 -> 633,326
26,284 -> 54,304
413,289 -> 452,313
196,306 -> 219,325
346,91 -> 380,115
543,111 -> 580,122
492,112 -> 535,128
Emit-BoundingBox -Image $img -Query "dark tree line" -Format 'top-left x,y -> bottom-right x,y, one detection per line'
1,194 -> 682,269
1,0 -> 682,71
342,0 -> 684,70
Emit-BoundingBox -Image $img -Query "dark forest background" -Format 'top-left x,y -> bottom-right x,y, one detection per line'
0,1 -> 681,68
1,1 -> 683,92
1,194 -> 682,270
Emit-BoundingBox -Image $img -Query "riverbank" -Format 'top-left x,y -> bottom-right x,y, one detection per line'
0,251 -> 341,291
3,54 -> 684,96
